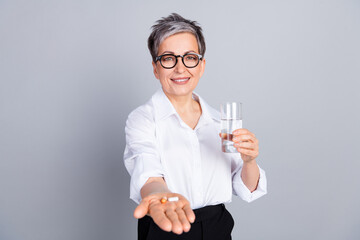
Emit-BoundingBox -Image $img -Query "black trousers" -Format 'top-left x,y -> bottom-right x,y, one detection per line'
138,204 -> 234,240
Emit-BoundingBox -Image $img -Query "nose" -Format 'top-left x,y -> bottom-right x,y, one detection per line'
174,56 -> 186,73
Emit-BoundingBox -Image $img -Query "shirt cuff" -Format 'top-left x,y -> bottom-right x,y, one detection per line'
232,164 -> 267,203
128,154 -> 164,204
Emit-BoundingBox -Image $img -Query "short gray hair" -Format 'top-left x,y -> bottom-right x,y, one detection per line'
148,13 -> 206,62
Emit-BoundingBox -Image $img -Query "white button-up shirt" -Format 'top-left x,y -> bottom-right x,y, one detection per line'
124,88 -> 267,209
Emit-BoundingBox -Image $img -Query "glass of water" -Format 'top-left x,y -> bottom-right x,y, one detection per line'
221,102 -> 242,153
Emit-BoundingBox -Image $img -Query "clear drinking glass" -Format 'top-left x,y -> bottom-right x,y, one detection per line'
221,102 -> 242,153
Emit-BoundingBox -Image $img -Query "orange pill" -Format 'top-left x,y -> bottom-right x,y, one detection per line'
160,197 -> 167,204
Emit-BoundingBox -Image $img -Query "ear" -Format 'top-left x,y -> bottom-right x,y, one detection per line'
152,61 -> 160,80
199,58 -> 206,78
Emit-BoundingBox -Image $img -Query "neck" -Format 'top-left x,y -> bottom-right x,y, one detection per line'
163,91 -> 198,114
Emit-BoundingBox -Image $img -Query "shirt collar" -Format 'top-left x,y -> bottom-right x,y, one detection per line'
192,92 -> 220,125
151,88 -> 220,124
151,88 -> 177,121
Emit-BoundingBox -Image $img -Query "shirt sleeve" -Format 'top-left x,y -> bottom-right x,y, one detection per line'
123,106 -> 164,204
231,159 -> 267,203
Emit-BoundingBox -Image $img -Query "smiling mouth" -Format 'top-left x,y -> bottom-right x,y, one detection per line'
171,77 -> 190,83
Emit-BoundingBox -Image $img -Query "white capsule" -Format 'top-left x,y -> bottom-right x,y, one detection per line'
168,197 -> 179,202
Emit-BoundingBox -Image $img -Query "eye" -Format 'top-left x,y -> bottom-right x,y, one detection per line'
185,54 -> 198,61
162,55 -> 175,62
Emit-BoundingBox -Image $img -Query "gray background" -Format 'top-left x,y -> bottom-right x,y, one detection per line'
1,0 -> 359,239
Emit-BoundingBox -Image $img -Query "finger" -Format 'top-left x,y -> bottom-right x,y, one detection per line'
232,128 -> 255,137
219,133 -> 228,139
150,207 -> 172,232
133,199 -> 150,219
165,206 -> 183,235
238,148 -> 258,157
220,133 -> 236,142
234,142 -> 257,150
176,207 -> 191,232
183,204 -> 195,223
232,134 -> 256,143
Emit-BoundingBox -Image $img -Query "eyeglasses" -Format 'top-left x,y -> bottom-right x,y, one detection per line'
155,53 -> 203,69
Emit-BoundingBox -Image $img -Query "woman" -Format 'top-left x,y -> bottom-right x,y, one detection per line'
124,13 -> 267,240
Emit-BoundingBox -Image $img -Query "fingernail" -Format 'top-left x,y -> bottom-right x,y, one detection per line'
233,137 -> 238,141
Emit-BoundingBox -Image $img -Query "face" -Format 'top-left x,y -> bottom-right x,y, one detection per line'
152,32 -> 206,100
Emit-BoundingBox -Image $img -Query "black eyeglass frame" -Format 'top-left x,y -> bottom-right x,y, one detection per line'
155,53 -> 203,69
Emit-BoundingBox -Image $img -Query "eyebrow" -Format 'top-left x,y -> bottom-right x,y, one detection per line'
160,50 -> 197,55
